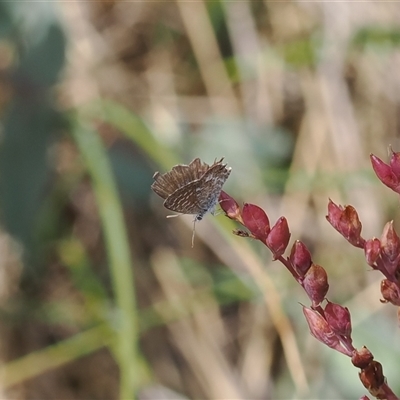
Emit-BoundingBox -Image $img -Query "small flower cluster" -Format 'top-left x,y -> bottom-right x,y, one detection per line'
218,155 -> 400,400
327,200 -> 400,307
325,151 -> 400,312
325,150 -> 400,310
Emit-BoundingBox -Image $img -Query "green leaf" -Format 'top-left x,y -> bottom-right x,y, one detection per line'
0,99 -> 59,262
17,23 -> 66,87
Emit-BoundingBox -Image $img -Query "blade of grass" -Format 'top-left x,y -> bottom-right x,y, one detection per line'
1,324 -> 114,388
82,99 -> 177,169
71,119 -> 139,400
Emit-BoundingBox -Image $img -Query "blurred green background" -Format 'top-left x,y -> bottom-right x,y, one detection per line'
1,1 -> 400,399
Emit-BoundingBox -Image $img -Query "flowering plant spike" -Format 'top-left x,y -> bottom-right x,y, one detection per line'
217,148 -> 400,399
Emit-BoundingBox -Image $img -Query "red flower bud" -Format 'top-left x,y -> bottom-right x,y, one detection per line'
380,279 -> 400,306
364,238 -> 381,267
289,240 -> 312,276
302,307 -> 336,345
380,221 -> 400,267
352,346 -> 374,369
266,217 -> 290,258
326,200 -> 364,247
241,203 -> 270,243
389,149 -> 400,177
302,264 -> 329,306
359,361 -> 385,398
325,301 -> 352,337
303,307 -> 351,356
326,199 -> 342,228
370,154 -> 400,193
219,191 -> 243,223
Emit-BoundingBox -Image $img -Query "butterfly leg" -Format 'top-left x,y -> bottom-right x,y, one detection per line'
191,218 -> 197,248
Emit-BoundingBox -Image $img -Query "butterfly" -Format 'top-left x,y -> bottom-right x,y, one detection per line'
151,158 -> 231,246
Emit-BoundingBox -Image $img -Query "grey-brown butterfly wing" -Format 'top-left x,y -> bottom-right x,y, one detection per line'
194,161 -> 231,214
151,158 -> 210,199
163,180 -> 204,214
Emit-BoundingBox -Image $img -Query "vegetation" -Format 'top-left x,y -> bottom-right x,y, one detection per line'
1,1 -> 400,399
